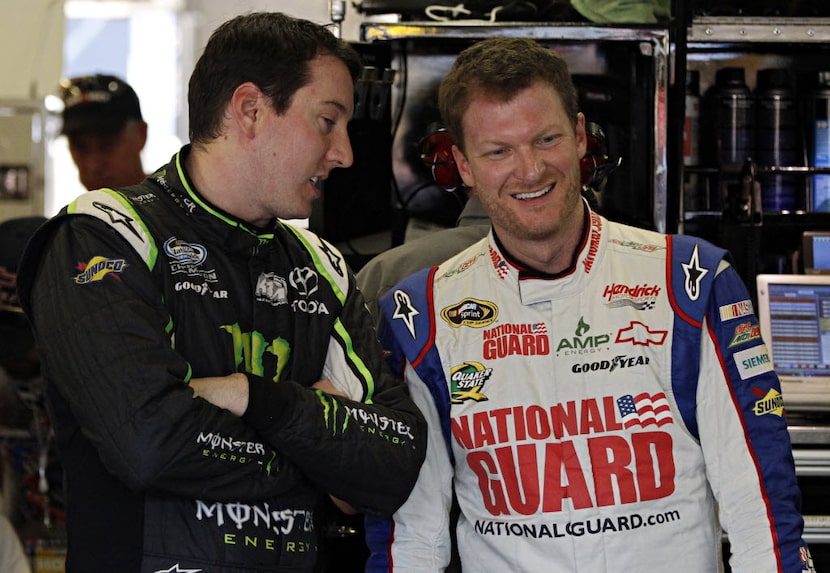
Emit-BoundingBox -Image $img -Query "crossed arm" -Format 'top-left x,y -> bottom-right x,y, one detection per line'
189,373 -> 360,514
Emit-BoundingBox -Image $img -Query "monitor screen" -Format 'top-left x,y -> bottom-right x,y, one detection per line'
802,231 -> 830,274
756,274 -> 830,409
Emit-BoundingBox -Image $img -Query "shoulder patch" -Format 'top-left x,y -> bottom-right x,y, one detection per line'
67,189 -> 157,269
282,224 -> 349,301
380,267 -> 435,366
668,234 -> 727,325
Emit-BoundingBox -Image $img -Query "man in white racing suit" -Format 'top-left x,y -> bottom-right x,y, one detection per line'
365,37 -> 814,573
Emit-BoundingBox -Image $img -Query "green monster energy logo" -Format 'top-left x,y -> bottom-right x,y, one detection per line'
221,323 -> 291,382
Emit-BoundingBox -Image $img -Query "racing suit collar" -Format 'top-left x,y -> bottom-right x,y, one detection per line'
488,200 -> 606,306
150,146 -> 280,253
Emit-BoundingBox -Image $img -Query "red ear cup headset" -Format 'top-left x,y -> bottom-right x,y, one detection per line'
419,123 -> 463,192
419,120 -> 621,192
580,121 -> 622,193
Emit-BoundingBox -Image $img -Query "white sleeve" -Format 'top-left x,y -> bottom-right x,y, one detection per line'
696,316 -> 788,572
389,361 -> 455,572
322,336 -> 365,400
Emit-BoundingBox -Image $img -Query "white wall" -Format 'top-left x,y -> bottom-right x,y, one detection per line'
3,0 -> 375,220
186,0 -> 367,48
0,0 -> 64,100
0,0 -> 63,221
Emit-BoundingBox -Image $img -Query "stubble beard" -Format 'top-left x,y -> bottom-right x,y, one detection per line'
486,175 -> 583,244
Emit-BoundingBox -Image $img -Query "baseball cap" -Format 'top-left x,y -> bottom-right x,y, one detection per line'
59,74 -> 143,136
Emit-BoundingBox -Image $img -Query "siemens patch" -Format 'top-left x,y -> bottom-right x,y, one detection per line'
734,345 -> 773,380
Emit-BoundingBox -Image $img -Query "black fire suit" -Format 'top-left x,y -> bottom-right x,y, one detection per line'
17,147 -> 426,572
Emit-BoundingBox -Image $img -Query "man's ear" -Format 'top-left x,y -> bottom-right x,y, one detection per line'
452,145 -> 475,189
230,82 -> 264,138
137,120 -> 148,151
575,112 -> 588,159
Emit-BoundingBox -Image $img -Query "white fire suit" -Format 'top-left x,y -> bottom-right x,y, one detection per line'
366,206 -> 815,573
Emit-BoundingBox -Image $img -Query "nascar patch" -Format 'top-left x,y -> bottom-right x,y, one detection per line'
719,299 -> 753,321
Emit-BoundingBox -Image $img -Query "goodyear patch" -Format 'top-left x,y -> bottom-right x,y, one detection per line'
734,345 -> 773,380
74,256 -> 127,284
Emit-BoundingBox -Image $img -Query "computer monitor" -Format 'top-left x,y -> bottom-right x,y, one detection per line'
756,274 -> 830,410
801,231 -> 830,274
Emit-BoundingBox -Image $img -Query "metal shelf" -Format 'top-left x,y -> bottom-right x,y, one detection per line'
793,449 -> 830,477
790,425 -> 830,446
689,17 -> 830,43
0,98 -> 46,220
802,516 -> 830,545
362,21 -> 669,43
360,21 -> 671,232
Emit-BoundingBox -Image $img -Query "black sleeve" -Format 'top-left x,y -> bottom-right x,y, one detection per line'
243,273 -> 427,517
19,216 -> 304,502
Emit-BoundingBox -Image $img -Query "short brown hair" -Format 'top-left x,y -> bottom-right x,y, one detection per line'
188,12 -> 362,146
438,38 -> 579,150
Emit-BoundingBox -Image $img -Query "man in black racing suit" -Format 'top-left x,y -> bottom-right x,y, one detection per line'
16,12 -> 426,573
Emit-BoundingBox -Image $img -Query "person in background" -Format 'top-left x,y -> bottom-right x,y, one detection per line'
59,73 -> 147,190
356,193 -> 489,323
366,37 -> 814,572
0,217 -> 47,573
17,11 -> 425,573
0,216 -> 62,531
0,217 -> 46,383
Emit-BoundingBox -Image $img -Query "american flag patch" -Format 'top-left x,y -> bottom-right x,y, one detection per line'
617,392 -> 673,428
489,245 -> 510,280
